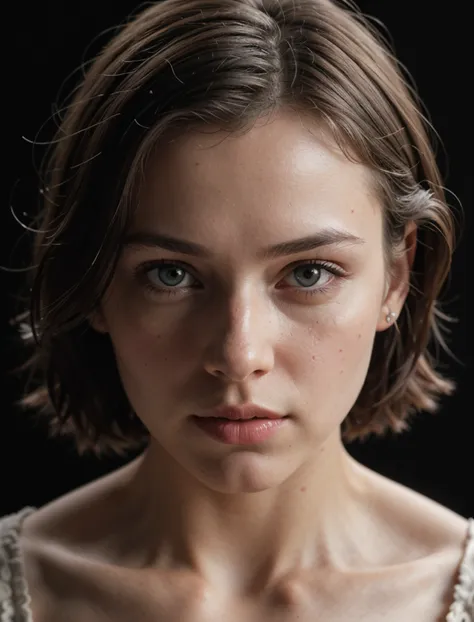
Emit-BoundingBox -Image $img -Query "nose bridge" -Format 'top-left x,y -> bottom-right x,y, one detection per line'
227,291 -> 258,354
204,284 -> 275,380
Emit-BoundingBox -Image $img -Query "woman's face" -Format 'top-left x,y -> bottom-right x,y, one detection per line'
94,111 -> 407,492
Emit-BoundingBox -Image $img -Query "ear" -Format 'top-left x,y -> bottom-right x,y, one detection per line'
377,221 -> 417,332
88,306 -> 109,334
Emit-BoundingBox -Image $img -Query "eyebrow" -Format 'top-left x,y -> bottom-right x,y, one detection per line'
123,227 -> 365,260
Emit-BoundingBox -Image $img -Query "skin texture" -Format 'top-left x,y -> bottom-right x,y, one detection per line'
19,110 -> 468,621
97,110 -> 407,497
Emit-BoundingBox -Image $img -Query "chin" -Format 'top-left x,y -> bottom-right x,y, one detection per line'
194,452 -> 295,494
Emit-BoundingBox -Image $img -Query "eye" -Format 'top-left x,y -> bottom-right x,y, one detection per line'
151,264 -> 191,287
279,260 -> 346,294
135,260 -> 199,295
290,264 -> 325,287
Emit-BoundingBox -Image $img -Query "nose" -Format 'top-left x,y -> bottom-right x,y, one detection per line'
203,290 -> 276,382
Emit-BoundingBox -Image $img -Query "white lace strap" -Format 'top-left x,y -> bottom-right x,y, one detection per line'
446,518 -> 474,621
0,508 -> 36,622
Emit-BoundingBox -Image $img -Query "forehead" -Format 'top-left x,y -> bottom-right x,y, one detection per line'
133,111 -> 381,245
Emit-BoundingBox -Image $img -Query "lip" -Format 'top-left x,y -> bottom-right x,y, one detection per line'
190,404 -> 289,445
191,415 -> 288,445
195,404 -> 285,421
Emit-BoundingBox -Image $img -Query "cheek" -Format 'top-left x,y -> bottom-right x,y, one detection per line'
285,290 -> 382,413
113,324 -> 193,383
292,316 -> 376,381
101,292 -> 197,394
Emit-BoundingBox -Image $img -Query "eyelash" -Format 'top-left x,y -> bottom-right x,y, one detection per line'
134,259 -> 347,300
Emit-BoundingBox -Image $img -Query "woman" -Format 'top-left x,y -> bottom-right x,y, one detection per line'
1,0 -> 472,620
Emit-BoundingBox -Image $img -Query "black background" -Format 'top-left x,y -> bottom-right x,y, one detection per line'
1,2 -> 472,517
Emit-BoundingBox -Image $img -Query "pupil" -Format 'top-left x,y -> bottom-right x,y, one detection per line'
295,265 -> 320,286
160,266 -> 184,286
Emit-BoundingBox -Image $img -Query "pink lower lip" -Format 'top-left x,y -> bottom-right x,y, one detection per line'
191,416 -> 288,444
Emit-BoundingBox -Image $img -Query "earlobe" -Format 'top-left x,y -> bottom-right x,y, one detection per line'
376,306 -> 398,332
88,308 -> 109,334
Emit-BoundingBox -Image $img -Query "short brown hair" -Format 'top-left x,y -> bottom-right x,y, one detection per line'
12,0 -> 457,456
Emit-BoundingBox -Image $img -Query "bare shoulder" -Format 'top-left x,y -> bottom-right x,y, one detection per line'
21,458 -> 139,547
354,457 -> 470,599
344,460 -> 471,620
360,460 -> 470,550
19,462 -> 140,622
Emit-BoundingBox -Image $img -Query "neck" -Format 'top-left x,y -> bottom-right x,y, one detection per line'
119,433 -> 375,592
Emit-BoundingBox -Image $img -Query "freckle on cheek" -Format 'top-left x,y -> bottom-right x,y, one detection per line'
338,349 -> 343,353
300,486 -> 307,493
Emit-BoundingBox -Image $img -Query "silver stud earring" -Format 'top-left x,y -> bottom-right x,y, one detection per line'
386,310 -> 397,324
